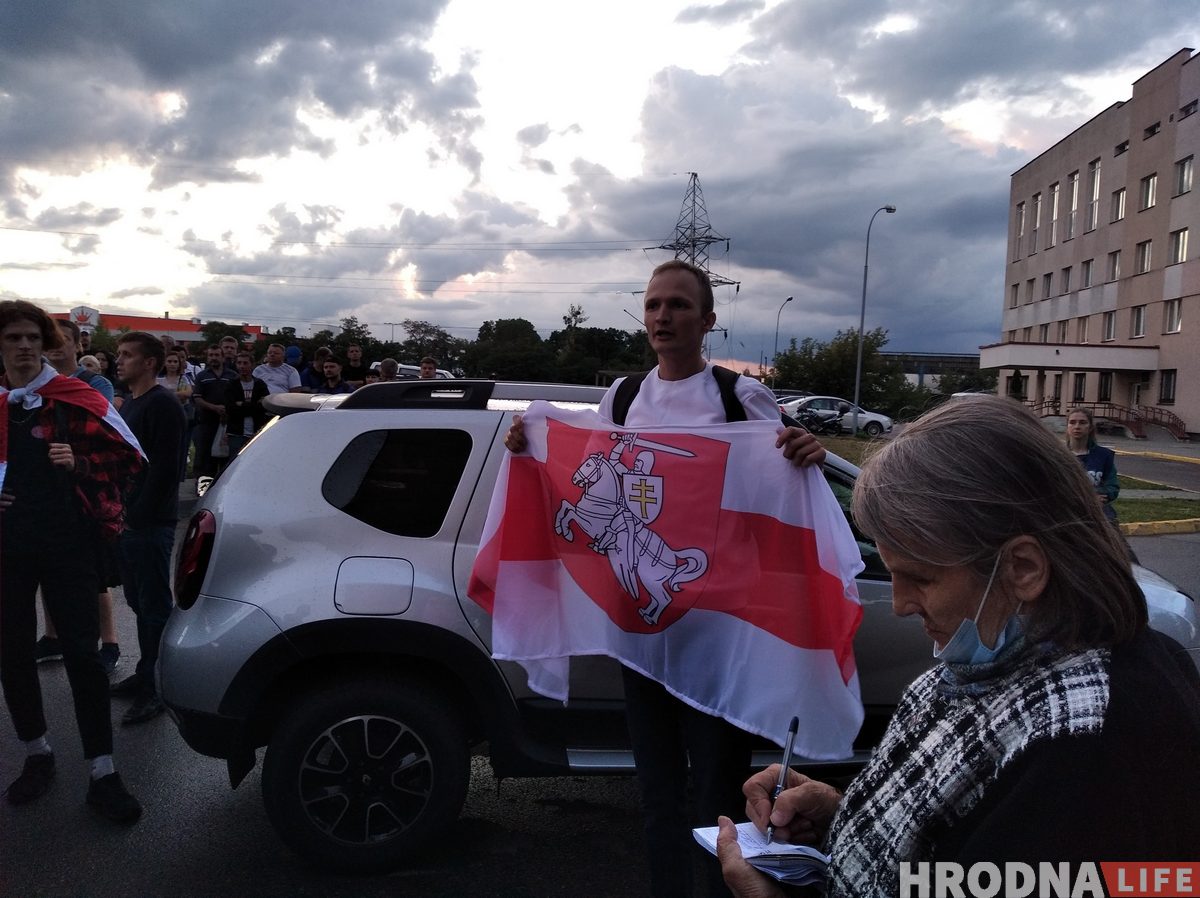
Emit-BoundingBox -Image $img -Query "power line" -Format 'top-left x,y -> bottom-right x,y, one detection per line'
1,223 -> 660,251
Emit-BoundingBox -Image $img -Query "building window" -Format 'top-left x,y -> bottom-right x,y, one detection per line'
1086,159 -> 1101,231
1170,228 -> 1188,265
1176,156 -> 1194,196
1171,228 -> 1190,262
1009,284 -> 1019,308
1073,373 -> 1087,401
1081,258 -> 1094,287
1025,278 -> 1035,304
1159,369 -> 1177,404
1181,100 -> 1198,119
1098,372 -> 1113,402
1078,316 -> 1089,343
1135,240 -> 1152,274
1029,192 -> 1041,254
1042,273 -> 1053,299
1039,323 -> 1050,343
1053,372 -> 1063,400
1066,171 -> 1079,240
1114,140 -> 1130,156
1060,266 -> 1072,294
1007,330 -> 1016,343
1048,182 -> 1059,247
1110,188 -> 1125,222
1131,305 -> 1146,338
1106,250 -> 1121,282
1013,201 -> 1025,261
1022,326 -> 1032,342
1139,173 -> 1157,210
1102,311 -> 1116,342
1057,320 -> 1069,343
1144,121 -> 1161,139
1164,298 -> 1181,333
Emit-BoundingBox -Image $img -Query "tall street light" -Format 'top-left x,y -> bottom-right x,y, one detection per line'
772,296 -> 793,388
852,206 -> 896,434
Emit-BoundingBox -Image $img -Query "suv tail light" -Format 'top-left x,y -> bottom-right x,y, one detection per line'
174,509 -> 215,610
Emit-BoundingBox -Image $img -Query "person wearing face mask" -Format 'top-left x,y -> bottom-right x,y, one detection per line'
716,396 -> 1200,898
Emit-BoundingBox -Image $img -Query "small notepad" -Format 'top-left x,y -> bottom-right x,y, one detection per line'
693,821 -> 830,887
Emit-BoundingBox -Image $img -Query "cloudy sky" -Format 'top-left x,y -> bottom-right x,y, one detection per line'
0,1 -> 1193,367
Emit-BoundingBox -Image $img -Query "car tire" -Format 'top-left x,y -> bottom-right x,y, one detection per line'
864,421 -> 884,437
262,678 -> 470,873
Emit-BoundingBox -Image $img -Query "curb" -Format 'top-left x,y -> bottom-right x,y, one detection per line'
1121,518 -> 1200,536
1114,449 -> 1200,465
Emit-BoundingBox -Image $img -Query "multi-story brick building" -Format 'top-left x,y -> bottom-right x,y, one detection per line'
981,48 -> 1198,438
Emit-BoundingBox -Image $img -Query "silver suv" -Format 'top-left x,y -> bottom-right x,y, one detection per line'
160,379 -> 1200,872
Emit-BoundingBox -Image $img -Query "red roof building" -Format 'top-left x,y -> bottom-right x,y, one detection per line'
51,305 -> 265,347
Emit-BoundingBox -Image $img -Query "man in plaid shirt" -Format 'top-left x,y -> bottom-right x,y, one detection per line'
0,300 -> 146,824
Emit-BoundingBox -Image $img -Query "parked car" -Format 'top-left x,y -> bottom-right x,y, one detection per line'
782,395 -> 893,436
160,379 -> 1198,872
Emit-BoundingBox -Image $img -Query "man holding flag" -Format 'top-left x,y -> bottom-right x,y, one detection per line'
0,300 -> 146,823
494,260 -> 857,898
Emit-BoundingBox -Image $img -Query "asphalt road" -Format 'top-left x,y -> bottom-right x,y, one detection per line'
0,634 -> 662,898
1116,452 -> 1200,493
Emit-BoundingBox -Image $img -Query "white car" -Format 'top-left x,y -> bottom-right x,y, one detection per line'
782,396 -> 893,436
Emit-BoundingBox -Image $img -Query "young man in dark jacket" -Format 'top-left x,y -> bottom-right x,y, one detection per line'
110,332 -> 187,726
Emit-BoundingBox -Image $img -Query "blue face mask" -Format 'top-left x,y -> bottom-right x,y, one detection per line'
933,553 -> 1021,666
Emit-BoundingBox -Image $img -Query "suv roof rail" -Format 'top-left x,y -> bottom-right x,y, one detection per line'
339,379 -> 497,410
262,380 -> 610,416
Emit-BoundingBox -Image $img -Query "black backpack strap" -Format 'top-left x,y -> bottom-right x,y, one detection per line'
711,365 -> 747,423
613,366 -> 750,424
610,372 -> 649,426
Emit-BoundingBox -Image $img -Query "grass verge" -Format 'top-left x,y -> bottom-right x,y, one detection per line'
823,438 -> 1194,524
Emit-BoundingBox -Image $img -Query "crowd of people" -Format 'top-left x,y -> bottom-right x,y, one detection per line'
0,303 -> 444,826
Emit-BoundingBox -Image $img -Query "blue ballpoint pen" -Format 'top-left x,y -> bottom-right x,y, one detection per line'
765,716 -> 799,845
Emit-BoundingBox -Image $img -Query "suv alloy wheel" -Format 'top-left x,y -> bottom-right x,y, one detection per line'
261,678 -> 471,872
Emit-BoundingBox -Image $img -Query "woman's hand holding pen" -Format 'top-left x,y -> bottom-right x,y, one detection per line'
743,765 -> 843,846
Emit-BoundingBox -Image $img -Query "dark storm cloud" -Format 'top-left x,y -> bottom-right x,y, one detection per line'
174,192 -> 558,330
748,0 -> 1189,117
555,60 -> 1025,353
676,0 -> 765,25
0,0 -> 480,194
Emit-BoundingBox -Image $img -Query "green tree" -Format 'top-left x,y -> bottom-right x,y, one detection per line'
199,321 -> 249,345
935,367 -> 999,396
462,318 -> 554,380
334,315 -> 376,356
399,319 -> 469,372
772,327 -> 929,418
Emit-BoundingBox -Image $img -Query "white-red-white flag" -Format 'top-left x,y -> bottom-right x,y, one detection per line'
468,402 -> 865,758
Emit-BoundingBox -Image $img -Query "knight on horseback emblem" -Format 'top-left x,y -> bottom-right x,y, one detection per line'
554,432 -> 709,626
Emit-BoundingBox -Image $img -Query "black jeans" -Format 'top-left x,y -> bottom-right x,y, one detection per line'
622,666 -> 752,898
117,525 -> 176,696
0,542 -> 112,758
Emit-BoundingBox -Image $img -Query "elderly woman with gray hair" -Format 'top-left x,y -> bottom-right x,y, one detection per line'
717,396 -> 1200,898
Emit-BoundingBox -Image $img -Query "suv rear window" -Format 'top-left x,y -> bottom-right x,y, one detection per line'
322,429 -> 472,537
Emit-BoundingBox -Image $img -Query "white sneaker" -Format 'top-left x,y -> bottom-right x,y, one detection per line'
197,476 -> 214,497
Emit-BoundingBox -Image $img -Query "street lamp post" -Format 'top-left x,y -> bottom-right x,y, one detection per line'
852,206 -> 896,434
772,296 -> 793,388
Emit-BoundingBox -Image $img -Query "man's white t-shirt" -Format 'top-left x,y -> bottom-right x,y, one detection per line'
252,362 -> 301,394
598,363 -> 781,426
